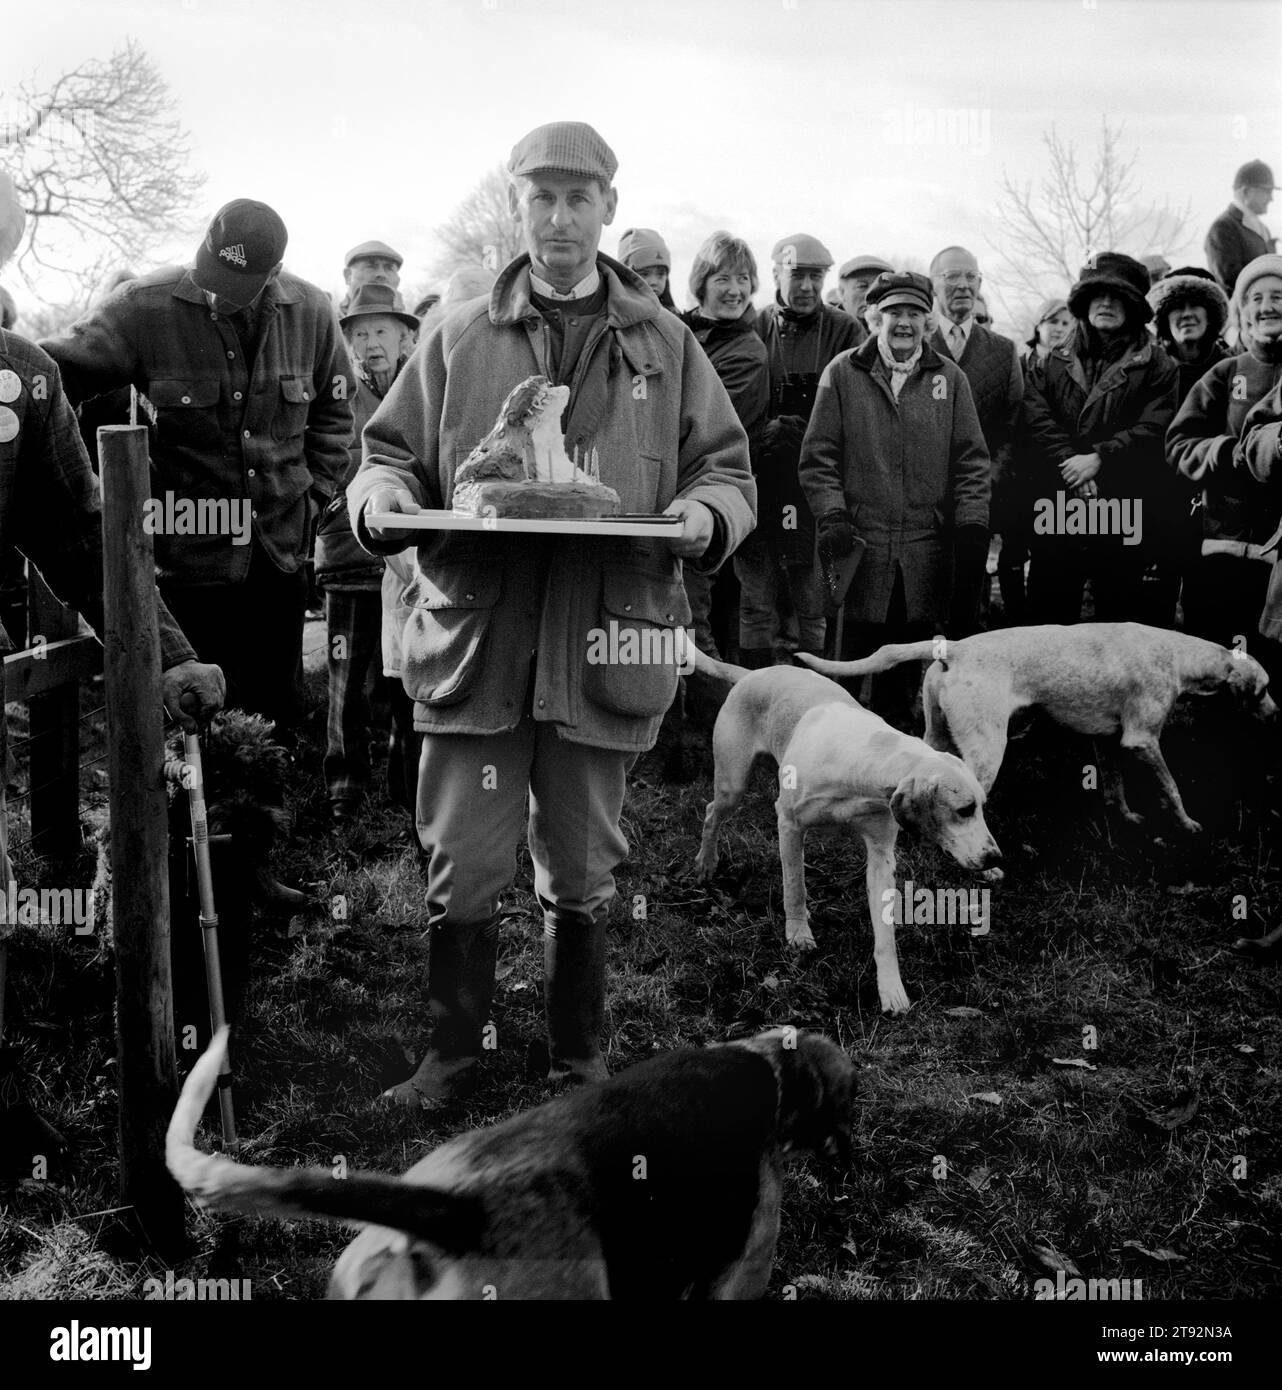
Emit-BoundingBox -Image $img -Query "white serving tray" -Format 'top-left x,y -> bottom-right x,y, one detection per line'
366,510 -> 687,538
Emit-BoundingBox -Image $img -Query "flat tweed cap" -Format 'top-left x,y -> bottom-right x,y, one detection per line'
508,122 -> 618,183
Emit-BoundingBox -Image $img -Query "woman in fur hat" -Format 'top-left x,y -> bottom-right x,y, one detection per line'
1142,270 -> 1233,623
1149,269 -> 1232,401
1022,252 -> 1179,625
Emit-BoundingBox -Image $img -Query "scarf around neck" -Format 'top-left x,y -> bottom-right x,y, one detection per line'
876,336 -> 923,396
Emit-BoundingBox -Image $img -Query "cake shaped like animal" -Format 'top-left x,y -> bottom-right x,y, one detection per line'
451,375 -> 620,519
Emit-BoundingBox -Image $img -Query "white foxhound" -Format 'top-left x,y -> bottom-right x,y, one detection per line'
799,623 -> 1277,835
693,653 -> 1002,1014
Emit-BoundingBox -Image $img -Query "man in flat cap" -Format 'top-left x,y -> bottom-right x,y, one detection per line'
350,121 -> 755,1106
1206,160 -> 1278,295
743,234 -> 862,667
43,198 -> 355,742
837,254 -> 892,335
929,245 -> 1023,630
339,239 -> 404,315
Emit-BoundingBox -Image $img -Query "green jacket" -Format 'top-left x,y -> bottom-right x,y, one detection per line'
348,253 -> 756,750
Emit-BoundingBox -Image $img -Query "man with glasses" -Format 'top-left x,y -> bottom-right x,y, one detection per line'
1206,159 -> 1278,296
929,246 -> 1023,631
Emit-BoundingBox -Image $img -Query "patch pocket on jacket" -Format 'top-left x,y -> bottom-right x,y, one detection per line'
582,565 -> 692,719
149,378 -> 221,453
272,376 -> 313,442
400,563 -> 501,706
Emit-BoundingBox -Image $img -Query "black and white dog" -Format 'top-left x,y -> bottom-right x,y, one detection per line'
167,1026 -> 855,1300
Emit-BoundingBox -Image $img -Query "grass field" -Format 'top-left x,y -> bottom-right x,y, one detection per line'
1,651 -> 1280,1301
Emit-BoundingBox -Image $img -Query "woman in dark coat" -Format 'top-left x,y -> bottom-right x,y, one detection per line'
679,231 -> 769,663
1022,252 -> 1179,625
799,270 -> 990,721
1142,269 -> 1232,625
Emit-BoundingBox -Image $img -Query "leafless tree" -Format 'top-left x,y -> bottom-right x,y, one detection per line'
989,119 -> 1193,326
430,166 -> 524,280
1,40 -> 204,307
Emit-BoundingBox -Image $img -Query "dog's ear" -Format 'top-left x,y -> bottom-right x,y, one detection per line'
890,773 -> 937,832
741,1031 -> 855,1159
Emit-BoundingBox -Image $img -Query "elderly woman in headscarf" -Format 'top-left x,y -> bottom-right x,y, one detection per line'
799,270 -> 990,722
1021,252 -> 1179,625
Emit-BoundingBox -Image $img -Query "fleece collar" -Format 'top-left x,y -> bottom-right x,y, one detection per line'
490,252 -> 662,330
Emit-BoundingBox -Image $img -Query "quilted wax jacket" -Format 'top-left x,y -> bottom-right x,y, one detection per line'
348,253 -> 756,751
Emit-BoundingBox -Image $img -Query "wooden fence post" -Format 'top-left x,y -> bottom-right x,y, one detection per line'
27,571 -> 82,861
99,424 -> 183,1255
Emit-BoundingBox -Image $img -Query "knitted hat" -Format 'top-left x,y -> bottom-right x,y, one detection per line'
1148,274 -> 1229,339
617,228 -> 670,270
1067,251 -> 1153,324
771,234 -> 834,269
508,122 -> 617,183
1232,254 -> 1282,310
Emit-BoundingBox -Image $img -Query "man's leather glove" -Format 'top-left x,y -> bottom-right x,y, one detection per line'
818,509 -> 856,560
161,660 -> 226,732
761,415 -> 808,460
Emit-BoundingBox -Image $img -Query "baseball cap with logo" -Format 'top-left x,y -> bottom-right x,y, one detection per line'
193,199 -> 288,306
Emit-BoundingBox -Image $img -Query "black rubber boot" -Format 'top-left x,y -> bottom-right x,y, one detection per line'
383,916 -> 499,1108
543,910 -> 608,1088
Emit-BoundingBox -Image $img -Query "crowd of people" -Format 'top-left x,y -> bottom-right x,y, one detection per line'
1,130 -> 1280,1110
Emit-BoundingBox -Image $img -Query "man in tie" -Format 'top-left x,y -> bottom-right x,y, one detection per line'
929,246 -> 1024,632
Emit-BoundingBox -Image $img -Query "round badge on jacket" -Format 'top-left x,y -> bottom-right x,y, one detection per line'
0,404 -> 19,442
0,369 -> 21,404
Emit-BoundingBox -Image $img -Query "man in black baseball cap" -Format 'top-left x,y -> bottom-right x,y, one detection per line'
1205,159 -> 1278,294
43,197 -> 354,744
191,198 -> 288,312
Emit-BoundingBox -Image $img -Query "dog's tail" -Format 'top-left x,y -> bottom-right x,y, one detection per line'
167,1029 -> 484,1255
796,640 -> 944,678
688,645 -> 751,686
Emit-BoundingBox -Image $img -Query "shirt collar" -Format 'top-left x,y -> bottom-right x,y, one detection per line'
530,266 -> 601,301
942,313 -> 974,354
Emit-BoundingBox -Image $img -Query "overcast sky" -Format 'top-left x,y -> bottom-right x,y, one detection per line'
3,0 -> 1280,332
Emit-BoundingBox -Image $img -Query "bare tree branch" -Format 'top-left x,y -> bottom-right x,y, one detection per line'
987,117 -> 1193,331
1,39 -> 205,307
429,166 -> 524,282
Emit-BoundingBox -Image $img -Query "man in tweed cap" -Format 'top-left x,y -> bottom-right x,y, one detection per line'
350,121 -> 755,1106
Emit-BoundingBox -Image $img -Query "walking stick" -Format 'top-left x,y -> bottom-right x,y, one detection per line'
172,731 -> 237,1148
